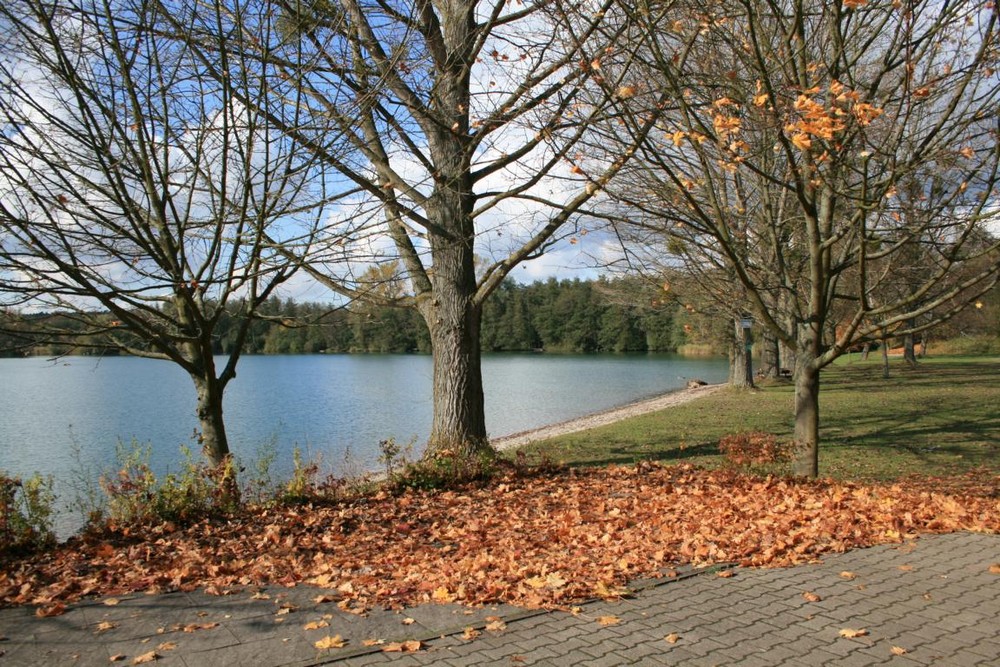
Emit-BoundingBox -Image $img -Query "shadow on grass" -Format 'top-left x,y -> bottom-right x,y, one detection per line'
524,440 -> 720,470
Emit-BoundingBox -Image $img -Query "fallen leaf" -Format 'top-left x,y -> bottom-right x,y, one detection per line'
251,592 -> 270,600
597,615 -> 621,626
898,565 -> 913,572
362,639 -> 383,647
891,646 -> 909,655
485,619 -> 507,632
35,604 -> 66,618
462,626 -> 481,640
132,651 -> 159,664
665,633 -> 680,644
716,570 -> 734,578
401,617 -> 416,625
431,586 -> 456,603
802,591 -> 822,603
109,655 -> 127,662
104,598 -> 121,606
989,564 -> 1000,575
303,620 -> 329,631
182,622 -> 219,633
314,635 -> 347,650
95,621 -> 118,634
156,642 -> 177,651
839,571 -> 857,580
313,594 -> 337,604
838,628 -> 869,638
383,640 -> 422,653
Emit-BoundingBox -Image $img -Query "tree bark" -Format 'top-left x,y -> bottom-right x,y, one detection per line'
191,371 -> 230,466
903,328 -> 917,366
729,317 -> 754,389
759,329 -> 779,378
791,357 -> 820,477
423,300 -> 488,458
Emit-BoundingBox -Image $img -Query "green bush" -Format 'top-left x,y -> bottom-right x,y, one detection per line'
98,440 -> 238,530
392,447 -> 497,491
0,472 -> 56,557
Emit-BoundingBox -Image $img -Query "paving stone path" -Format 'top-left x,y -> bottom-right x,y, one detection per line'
2,532 -> 998,666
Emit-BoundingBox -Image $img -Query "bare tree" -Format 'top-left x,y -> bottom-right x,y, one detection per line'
595,0 -> 1000,476
167,0 -> 665,459
0,0 -> 332,467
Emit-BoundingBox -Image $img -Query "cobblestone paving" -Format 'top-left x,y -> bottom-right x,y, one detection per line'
2,532 -> 997,666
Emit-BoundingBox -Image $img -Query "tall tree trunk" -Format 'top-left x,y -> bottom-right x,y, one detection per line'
759,329 -> 779,378
791,317 -> 822,477
791,357 -> 820,477
729,317 -> 754,388
191,372 -> 230,466
881,330 -> 891,378
903,327 -> 917,366
419,205 -> 490,458
425,303 -> 488,458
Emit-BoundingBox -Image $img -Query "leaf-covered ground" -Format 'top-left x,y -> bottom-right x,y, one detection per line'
2,464 -> 998,612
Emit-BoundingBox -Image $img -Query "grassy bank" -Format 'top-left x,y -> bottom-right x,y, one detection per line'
512,356 -> 1000,482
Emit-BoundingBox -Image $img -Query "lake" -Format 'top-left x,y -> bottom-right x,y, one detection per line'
0,353 -> 727,531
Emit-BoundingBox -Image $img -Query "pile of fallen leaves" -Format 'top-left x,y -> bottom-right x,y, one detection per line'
1,463 -> 997,613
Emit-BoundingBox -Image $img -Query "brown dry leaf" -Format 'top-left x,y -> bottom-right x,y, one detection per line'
570,606 -> 584,616
838,628 -> 869,638
665,633 -> 680,644
313,594 -> 337,604
988,563 -> 1000,575
182,622 -> 219,633
839,571 -> 857,580
717,570 -> 734,579
802,591 -> 822,603
485,619 -> 507,633
35,604 -> 66,618
104,598 -> 121,606
156,642 -> 177,652
431,586 -> 456,603
109,655 -> 127,663
401,617 -> 416,625
597,615 -> 621,626
462,626 -> 481,640
362,639 -> 383,647
132,651 -> 159,664
383,640 -> 422,653
95,621 -> 118,634
891,646 -> 909,655
303,620 -> 329,631
314,635 -> 347,650
251,592 -> 270,600
898,565 -> 914,572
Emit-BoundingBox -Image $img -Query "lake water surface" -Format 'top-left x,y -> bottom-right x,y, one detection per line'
0,353 -> 727,530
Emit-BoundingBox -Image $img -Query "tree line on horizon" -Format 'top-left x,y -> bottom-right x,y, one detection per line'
0,277 -> 717,358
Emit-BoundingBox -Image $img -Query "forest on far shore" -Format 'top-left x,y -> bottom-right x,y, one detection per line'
1,277 -> 717,358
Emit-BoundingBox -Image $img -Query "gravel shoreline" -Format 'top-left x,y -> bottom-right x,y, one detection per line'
491,383 -> 726,451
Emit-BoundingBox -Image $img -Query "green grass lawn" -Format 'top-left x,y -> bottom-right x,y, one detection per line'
511,356 -> 1000,483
